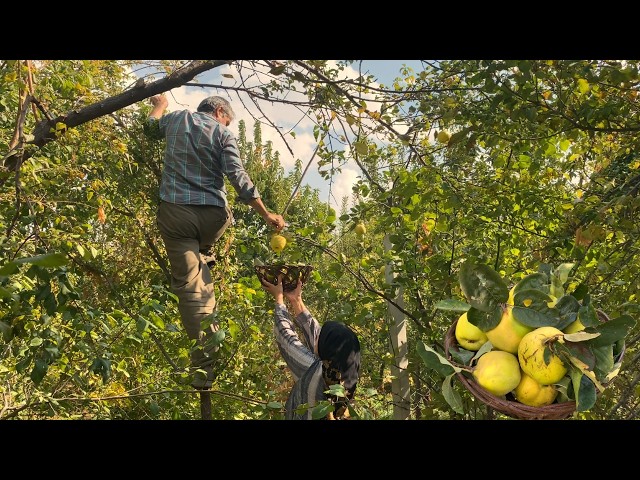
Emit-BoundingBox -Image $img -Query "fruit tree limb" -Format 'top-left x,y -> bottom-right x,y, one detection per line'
2,60 -> 234,174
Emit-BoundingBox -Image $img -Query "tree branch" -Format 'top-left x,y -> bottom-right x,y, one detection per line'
4,60 -> 233,170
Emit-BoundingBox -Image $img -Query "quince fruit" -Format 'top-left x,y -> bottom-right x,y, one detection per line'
486,305 -> 533,354
518,326 -> 567,385
436,130 -> 451,144
473,350 -> 521,396
270,234 -> 287,253
514,371 -> 558,407
455,312 -> 488,351
563,319 -> 585,334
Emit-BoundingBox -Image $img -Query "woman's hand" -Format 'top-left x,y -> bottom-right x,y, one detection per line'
283,279 -> 303,304
284,279 -> 305,316
260,273 -> 284,305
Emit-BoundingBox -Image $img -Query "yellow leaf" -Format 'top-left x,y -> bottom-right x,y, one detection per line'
567,355 -> 606,393
577,78 -> 590,94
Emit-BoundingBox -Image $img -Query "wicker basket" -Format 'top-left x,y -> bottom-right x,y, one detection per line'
255,264 -> 313,292
443,311 -> 624,420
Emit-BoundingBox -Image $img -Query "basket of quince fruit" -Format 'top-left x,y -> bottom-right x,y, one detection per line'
255,263 -> 313,292
418,261 -> 635,420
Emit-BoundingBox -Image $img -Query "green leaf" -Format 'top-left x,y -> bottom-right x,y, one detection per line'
269,65 -> 286,75
150,401 -> 160,416
512,305 -> 559,328
447,343 -> 477,366
326,384 -> 347,398
578,304 -> 599,328
575,375 -> 597,412
467,305 -> 502,332
136,316 -> 149,333
459,261 -> 509,312
448,130 -> 466,146
549,263 -> 574,298
513,272 -> 548,295
571,283 -> 589,301
553,263 -> 575,285
266,401 -> 283,410
0,262 -> 19,276
434,299 -> 470,312
353,141 -> 368,155
416,340 -> 459,376
0,320 -> 13,341
592,344 -> 614,383
311,402 -> 334,420
554,295 -> 581,330
0,286 -> 14,299
442,374 -> 465,414
586,314 -> 636,347
562,340 -> 596,371
511,289 -> 560,328
30,359 -> 48,385
209,329 -> 226,348
15,253 -> 67,268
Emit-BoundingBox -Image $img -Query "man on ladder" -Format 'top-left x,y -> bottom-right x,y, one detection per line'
145,94 -> 285,391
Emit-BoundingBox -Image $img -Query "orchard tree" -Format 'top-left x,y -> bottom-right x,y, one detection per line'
0,59 -> 638,420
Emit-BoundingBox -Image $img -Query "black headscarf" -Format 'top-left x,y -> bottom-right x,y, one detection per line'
317,321 -> 361,409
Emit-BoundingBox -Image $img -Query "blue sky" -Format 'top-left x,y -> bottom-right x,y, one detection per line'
157,60 -> 425,212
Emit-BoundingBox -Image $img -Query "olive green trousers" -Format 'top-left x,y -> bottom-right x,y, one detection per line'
156,201 -> 232,385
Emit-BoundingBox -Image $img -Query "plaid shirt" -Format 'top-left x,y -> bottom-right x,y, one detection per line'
146,110 -> 260,206
273,304 -> 326,420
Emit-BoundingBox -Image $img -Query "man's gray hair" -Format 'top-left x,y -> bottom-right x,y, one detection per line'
197,96 -> 235,121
